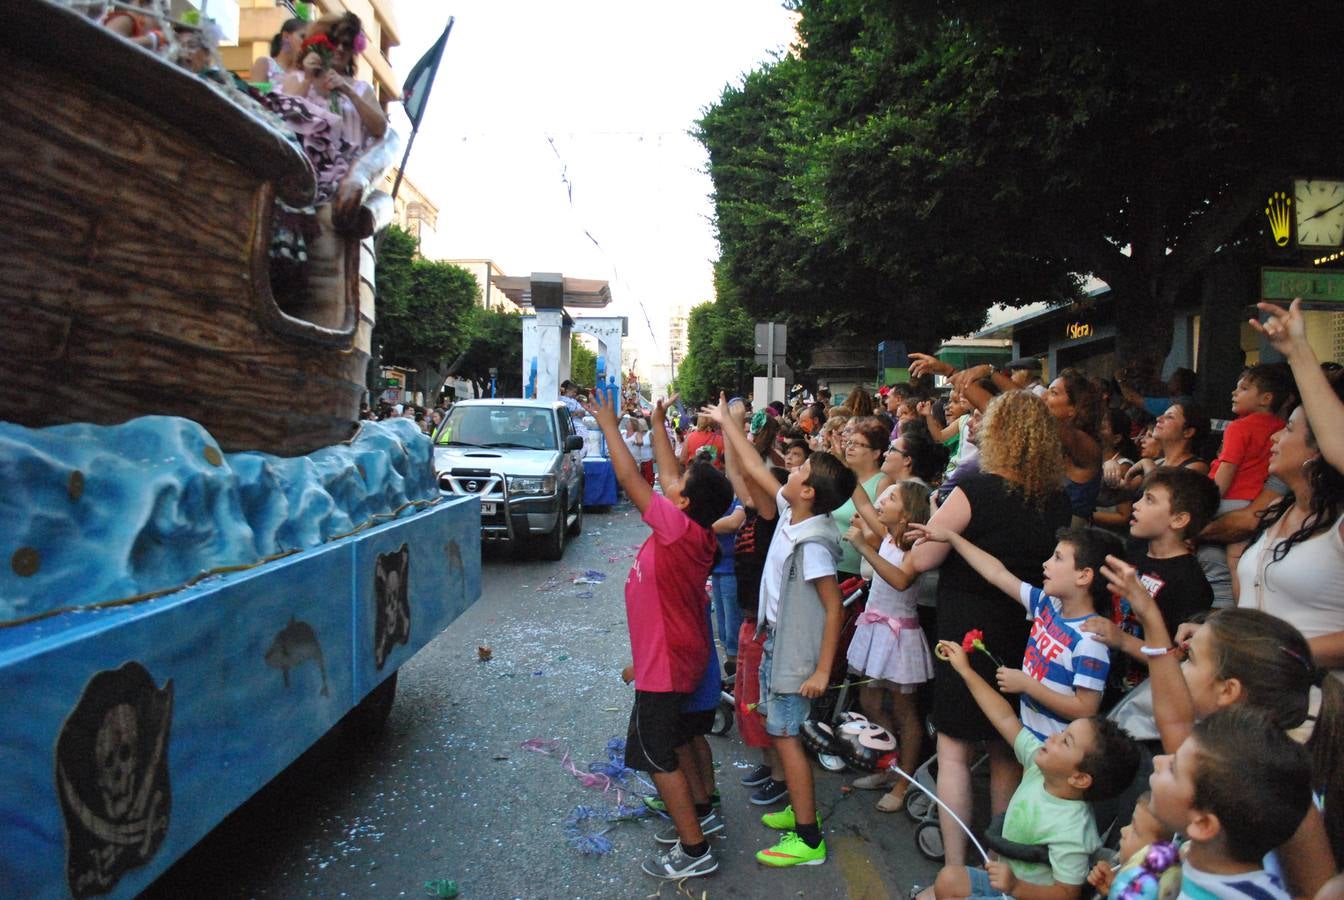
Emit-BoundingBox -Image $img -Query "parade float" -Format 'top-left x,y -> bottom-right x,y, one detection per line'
0,3 -> 481,897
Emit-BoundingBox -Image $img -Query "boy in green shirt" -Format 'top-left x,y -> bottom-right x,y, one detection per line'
917,640 -> 1140,900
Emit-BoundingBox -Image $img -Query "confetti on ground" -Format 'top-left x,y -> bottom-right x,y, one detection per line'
572,570 -> 608,584
477,645 -> 493,661
424,879 -> 458,898
563,802 -> 651,855
575,590 -> 594,599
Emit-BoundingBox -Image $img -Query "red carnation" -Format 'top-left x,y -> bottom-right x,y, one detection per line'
960,628 -> 1003,667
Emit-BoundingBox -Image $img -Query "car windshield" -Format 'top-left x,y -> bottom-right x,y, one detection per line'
435,407 -> 557,451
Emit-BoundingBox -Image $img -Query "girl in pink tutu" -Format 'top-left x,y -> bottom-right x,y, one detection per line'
843,480 -> 935,811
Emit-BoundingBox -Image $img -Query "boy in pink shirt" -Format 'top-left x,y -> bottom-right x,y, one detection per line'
1211,363 -> 1290,508
591,388 -> 734,882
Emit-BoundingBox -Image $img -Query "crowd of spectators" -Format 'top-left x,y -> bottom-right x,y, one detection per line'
625,298 -> 1343,896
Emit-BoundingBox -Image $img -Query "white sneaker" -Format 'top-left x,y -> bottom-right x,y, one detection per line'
655,810 -> 724,844
641,843 -> 719,879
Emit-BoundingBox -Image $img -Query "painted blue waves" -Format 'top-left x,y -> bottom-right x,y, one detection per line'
0,416 -> 439,620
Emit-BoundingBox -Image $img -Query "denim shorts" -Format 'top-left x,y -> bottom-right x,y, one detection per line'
964,865 -> 1001,900
758,632 -> 811,737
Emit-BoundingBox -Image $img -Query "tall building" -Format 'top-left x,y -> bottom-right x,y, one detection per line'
379,169 -> 439,243
444,260 -> 520,313
667,305 -> 689,375
220,0 -> 401,110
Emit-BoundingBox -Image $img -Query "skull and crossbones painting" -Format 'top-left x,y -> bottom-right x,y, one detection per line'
55,662 -> 173,899
372,544 -> 411,670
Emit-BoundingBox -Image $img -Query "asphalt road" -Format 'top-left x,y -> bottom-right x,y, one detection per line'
144,499 -> 942,899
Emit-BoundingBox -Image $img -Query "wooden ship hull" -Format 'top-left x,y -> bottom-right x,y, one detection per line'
0,0 -> 396,456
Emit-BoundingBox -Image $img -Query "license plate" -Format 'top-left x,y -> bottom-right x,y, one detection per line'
480,502 -> 497,516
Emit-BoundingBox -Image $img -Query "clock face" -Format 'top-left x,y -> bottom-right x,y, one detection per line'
1294,179 -> 1344,247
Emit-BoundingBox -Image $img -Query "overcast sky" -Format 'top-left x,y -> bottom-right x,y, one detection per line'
384,1 -> 799,387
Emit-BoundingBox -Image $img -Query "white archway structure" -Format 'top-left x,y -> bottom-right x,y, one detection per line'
500,273 -> 624,403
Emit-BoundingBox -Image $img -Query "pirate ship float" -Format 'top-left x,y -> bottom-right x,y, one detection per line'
0,4 -> 481,898
0,0 -> 391,456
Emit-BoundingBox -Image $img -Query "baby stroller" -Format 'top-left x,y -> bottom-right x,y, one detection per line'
901,730 -> 1155,864
902,734 -> 990,862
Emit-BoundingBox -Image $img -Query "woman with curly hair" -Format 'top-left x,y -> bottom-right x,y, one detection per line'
858,390 -> 1072,869
842,385 -> 876,417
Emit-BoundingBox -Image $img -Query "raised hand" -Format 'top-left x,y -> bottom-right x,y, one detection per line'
905,521 -> 950,544
1080,615 -> 1125,648
1250,298 -> 1308,355
698,392 -> 729,426
843,522 -> 866,547
908,352 -> 954,379
1173,621 -> 1201,647
653,394 -> 678,423
1100,555 -> 1153,616
951,364 -> 994,392
590,384 -> 619,430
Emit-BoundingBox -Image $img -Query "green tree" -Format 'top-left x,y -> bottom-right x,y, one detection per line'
373,226 -> 479,397
673,288 -> 761,404
701,2 -> 1344,384
452,306 -> 523,396
570,337 -> 598,390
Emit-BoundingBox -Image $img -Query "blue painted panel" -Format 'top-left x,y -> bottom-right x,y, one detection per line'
0,497 -> 480,900
351,495 -> 482,698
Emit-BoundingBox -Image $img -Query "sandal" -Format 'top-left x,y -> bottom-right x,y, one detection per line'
851,770 -> 898,791
875,782 -> 909,813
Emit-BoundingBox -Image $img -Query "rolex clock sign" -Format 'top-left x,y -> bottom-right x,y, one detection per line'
1294,179 -> 1344,248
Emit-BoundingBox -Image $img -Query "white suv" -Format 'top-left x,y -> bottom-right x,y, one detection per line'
431,399 -> 585,559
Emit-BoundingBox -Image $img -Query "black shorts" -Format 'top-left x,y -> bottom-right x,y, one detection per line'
680,708 -> 716,739
625,690 -> 690,774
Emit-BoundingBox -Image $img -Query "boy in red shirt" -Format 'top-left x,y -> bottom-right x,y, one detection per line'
1211,363 -> 1290,511
1206,364 -> 1291,594
591,388 -> 734,882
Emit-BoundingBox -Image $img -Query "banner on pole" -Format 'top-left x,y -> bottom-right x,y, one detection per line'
402,17 -> 454,131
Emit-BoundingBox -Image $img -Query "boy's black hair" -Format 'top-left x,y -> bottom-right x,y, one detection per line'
682,460 -> 735,530
783,438 -> 811,457
1078,717 -> 1141,802
804,451 -> 857,515
887,382 -> 915,400
1190,707 -> 1312,863
1143,466 -> 1220,540
1240,362 -> 1293,413
1054,526 -> 1127,615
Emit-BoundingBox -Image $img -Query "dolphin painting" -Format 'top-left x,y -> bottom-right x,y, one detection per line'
265,616 -> 329,697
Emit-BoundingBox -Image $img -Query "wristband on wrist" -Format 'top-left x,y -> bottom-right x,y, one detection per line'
1140,642 -> 1186,657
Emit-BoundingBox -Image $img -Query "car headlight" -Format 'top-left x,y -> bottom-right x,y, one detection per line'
507,475 -> 556,496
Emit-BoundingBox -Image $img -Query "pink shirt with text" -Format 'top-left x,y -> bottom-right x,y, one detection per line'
625,493 -> 717,692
